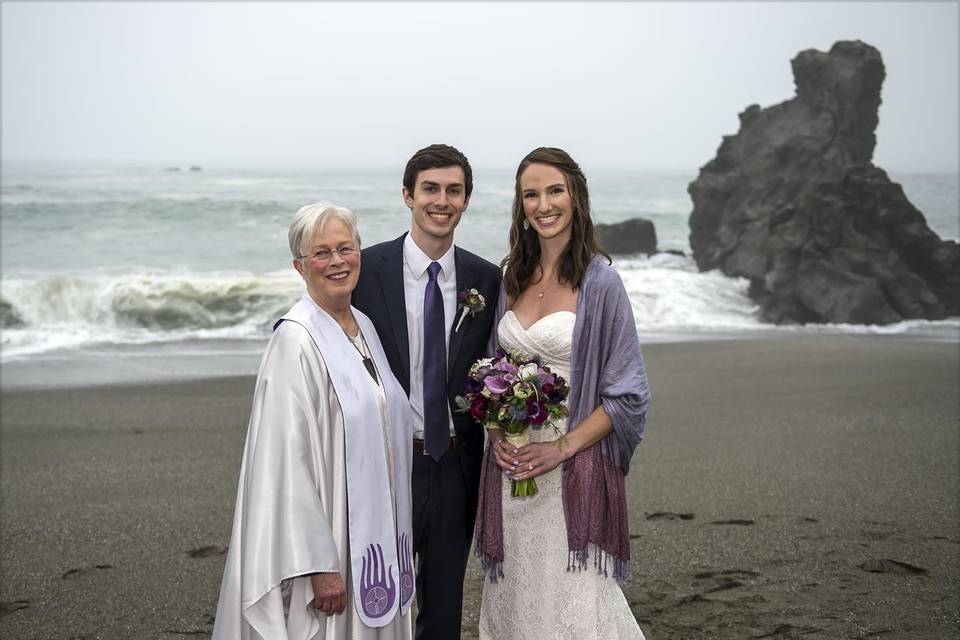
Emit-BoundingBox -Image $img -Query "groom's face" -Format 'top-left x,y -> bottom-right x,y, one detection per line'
403,166 -> 469,243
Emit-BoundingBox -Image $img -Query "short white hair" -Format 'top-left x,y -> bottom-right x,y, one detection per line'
288,202 -> 361,260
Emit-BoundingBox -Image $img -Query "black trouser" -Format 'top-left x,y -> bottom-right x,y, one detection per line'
411,447 -> 473,640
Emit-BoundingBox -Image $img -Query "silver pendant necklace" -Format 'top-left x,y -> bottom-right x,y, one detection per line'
348,331 -> 379,385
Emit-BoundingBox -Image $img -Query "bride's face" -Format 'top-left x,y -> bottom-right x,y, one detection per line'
519,163 -> 574,244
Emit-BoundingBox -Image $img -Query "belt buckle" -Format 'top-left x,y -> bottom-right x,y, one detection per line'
414,436 -> 456,455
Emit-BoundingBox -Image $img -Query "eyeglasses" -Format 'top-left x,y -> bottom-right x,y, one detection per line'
299,245 -> 358,264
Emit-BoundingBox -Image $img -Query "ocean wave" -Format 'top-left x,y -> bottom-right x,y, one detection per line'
616,253 -> 762,330
2,259 -> 957,361
1,273 -> 303,360
616,253 -> 960,338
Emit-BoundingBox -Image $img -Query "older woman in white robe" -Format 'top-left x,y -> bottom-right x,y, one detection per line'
213,203 -> 414,640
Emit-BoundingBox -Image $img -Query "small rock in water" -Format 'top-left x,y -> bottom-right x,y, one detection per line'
595,218 -> 658,255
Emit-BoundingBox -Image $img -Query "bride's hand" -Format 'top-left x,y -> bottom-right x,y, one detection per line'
510,439 -> 572,481
486,428 -> 519,473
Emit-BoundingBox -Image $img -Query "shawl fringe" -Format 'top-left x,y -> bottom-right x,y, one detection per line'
566,546 -> 632,585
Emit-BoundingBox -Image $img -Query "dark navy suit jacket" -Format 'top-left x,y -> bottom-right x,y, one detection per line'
352,233 -> 501,503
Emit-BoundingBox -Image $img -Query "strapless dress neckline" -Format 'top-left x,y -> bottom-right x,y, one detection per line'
504,309 -> 576,333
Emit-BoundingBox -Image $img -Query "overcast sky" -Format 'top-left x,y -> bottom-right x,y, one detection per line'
2,2 -> 957,172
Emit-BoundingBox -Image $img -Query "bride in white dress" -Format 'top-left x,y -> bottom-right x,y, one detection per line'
476,148 -> 650,640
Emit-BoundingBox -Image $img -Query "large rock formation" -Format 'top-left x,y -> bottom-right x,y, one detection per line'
596,218 -> 658,255
688,40 -> 959,324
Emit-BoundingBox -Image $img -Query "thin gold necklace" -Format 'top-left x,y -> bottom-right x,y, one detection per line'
537,270 -> 556,300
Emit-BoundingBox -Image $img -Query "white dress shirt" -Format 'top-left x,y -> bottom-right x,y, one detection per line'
403,234 -> 457,439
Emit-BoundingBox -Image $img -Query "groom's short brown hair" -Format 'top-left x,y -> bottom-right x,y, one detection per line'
403,144 -> 473,199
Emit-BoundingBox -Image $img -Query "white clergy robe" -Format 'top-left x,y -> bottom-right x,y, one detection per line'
212,303 -> 413,640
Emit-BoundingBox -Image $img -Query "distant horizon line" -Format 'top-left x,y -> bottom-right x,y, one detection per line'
3,159 -> 958,176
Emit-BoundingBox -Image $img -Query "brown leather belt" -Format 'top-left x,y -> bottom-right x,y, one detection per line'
412,436 -> 458,454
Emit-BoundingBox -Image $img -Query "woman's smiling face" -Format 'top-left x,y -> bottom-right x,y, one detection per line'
519,162 -> 574,244
294,218 -> 360,311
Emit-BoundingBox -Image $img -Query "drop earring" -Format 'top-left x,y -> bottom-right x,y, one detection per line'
522,218 -> 529,230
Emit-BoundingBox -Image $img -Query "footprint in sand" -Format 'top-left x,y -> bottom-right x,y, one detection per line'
760,514 -> 818,523
630,578 -> 677,606
62,565 -> 113,580
164,614 -> 215,637
645,511 -> 695,521
756,623 -> 823,638
858,559 -> 929,575
693,568 -> 759,593
188,545 -> 228,558
694,569 -> 759,580
0,600 -> 29,618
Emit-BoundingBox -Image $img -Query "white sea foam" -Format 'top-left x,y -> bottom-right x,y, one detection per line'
615,253 -> 960,340
1,272 -> 304,361
616,254 -> 762,331
3,259 -> 957,362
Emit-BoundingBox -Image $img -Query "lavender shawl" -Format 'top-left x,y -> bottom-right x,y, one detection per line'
475,257 -> 651,584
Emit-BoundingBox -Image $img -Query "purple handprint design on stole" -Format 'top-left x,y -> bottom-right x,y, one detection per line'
398,532 -> 414,606
359,543 -> 397,618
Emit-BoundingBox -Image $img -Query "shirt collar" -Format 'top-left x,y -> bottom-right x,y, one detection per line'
403,233 -> 455,282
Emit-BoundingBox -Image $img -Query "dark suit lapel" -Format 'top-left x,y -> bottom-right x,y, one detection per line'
448,247 -> 474,377
376,237 -> 411,386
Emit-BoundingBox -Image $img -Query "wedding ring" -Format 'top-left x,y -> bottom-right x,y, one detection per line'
528,462 -> 533,471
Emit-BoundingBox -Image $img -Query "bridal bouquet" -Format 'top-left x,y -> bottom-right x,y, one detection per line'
455,349 -> 569,498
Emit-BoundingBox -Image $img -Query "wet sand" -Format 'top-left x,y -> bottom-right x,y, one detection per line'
1,337 -> 957,639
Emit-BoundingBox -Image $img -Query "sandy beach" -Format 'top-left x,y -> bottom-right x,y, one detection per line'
1,336 -> 957,639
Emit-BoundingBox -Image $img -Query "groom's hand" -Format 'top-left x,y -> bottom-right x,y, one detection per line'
311,572 -> 347,615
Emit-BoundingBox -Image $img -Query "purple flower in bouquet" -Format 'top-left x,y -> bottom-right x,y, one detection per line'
494,357 -> 518,376
464,376 -> 484,395
526,397 -> 548,425
541,382 -> 565,404
484,375 -> 511,395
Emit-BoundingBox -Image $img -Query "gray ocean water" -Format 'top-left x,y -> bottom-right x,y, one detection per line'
2,165 -> 957,388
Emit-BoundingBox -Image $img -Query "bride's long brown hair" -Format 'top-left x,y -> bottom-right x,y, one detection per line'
501,147 -> 610,301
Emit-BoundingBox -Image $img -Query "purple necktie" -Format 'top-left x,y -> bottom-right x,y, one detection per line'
423,261 -> 448,461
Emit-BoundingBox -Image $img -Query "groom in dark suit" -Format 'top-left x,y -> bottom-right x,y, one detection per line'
352,144 -> 500,640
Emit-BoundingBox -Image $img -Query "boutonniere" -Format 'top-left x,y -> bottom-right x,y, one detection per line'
455,288 -> 486,332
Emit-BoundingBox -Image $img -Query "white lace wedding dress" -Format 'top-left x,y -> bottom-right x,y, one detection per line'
478,311 -> 646,640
